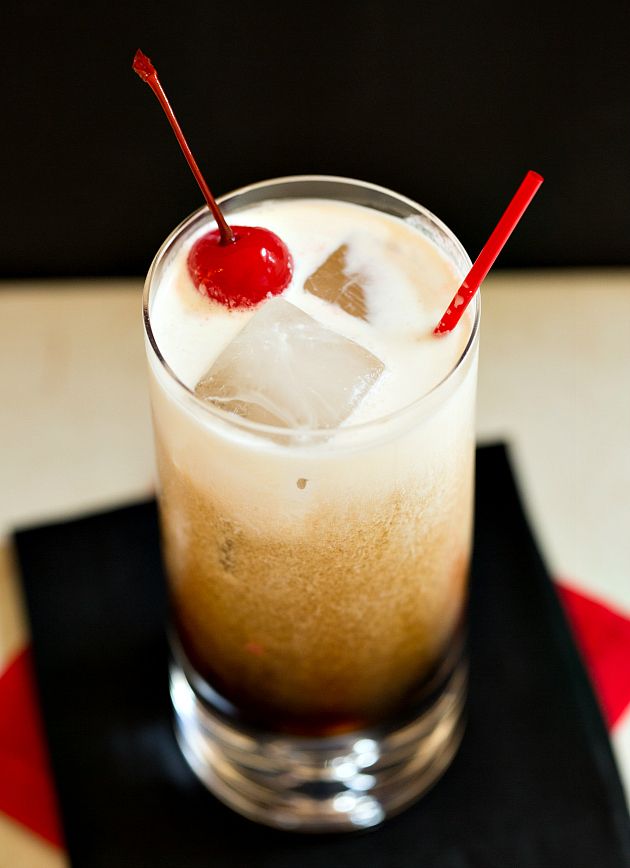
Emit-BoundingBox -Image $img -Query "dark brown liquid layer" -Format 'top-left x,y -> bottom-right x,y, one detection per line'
174,618 -> 466,735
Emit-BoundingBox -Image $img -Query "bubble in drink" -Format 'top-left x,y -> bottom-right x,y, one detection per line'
304,244 -> 368,321
194,297 -> 384,429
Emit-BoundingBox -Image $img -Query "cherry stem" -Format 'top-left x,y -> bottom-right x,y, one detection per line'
132,49 -> 234,245
434,170 -> 544,335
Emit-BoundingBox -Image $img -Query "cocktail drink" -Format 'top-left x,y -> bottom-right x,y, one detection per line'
135,46 -> 540,834
143,176 -> 479,830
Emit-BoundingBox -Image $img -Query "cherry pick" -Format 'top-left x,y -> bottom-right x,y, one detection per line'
133,50 -> 292,308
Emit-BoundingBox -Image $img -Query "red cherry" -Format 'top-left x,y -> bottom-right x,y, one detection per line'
188,225 -> 293,308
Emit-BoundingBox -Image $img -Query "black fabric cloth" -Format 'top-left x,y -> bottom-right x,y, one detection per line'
15,445 -> 630,867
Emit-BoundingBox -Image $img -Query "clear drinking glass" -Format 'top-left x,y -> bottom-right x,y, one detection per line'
143,176 -> 479,832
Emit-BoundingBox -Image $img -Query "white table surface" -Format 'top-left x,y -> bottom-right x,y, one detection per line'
0,271 -> 629,863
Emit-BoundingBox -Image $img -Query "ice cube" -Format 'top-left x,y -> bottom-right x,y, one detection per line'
195,298 -> 384,430
304,244 -> 368,320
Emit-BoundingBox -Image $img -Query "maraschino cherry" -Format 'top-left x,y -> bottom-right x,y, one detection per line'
132,50 -> 292,308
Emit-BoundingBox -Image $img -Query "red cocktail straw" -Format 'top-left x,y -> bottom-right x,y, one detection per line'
434,170 -> 543,335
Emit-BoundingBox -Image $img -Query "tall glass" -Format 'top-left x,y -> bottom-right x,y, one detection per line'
143,176 -> 479,831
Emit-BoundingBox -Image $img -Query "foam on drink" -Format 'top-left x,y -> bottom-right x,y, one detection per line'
151,198 -> 471,430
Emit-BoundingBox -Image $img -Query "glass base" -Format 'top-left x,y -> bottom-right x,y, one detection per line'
170,655 -> 467,833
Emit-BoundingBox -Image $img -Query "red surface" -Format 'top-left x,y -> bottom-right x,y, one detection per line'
558,583 -> 630,728
0,648 -> 63,847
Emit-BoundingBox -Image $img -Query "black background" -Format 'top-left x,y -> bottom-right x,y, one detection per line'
2,0 -> 630,277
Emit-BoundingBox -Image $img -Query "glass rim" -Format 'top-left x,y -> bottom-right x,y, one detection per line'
142,174 -> 480,441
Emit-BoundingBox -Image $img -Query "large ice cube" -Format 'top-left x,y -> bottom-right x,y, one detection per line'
195,298 -> 384,429
304,244 -> 368,320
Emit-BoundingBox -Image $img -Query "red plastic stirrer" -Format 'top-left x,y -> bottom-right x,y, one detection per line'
434,170 -> 543,335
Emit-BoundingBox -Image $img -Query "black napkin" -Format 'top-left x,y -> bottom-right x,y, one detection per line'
15,445 -> 630,868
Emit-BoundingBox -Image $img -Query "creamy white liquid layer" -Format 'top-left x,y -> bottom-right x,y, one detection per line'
150,198 -> 473,427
